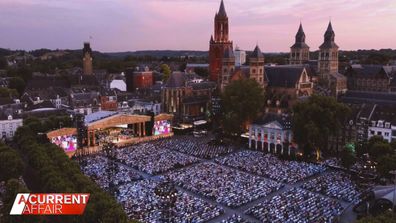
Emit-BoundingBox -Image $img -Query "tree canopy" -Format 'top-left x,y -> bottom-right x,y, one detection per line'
8,76 -> 26,96
221,79 -> 265,136
0,144 -> 24,182
357,211 -> 396,223
5,123 -> 129,222
292,95 -> 351,158
160,64 -> 171,82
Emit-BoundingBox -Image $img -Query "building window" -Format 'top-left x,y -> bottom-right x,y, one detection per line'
385,132 -> 390,137
370,130 -> 375,135
252,69 -> 256,74
377,131 -> 382,136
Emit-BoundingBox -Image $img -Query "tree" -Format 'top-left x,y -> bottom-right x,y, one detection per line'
390,140 -> 396,151
369,142 -> 393,160
292,95 -> 351,158
160,64 -> 171,82
340,145 -> 357,170
0,56 -> 7,69
221,79 -> 265,136
7,66 -> 33,82
376,155 -> 396,178
13,125 -> 129,222
0,179 -> 39,223
9,77 -> 26,96
0,144 -> 24,182
357,210 -> 396,223
179,63 -> 187,72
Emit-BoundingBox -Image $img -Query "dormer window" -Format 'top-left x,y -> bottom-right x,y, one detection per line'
385,122 -> 390,128
7,115 -> 12,120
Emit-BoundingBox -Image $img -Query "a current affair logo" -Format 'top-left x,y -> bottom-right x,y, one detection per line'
10,193 -> 90,215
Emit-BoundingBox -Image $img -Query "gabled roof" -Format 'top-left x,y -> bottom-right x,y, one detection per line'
165,72 -> 186,88
346,65 -> 391,79
26,100 -> 56,111
253,113 -> 292,130
265,66 -> 306,88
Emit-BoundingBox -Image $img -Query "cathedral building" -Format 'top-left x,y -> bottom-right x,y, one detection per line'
209,0 -> 233,82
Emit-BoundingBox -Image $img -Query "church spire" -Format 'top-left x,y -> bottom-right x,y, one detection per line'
295,22 -> 306,43
324,21 -> 335,42
217,0 -> 227,17
320,21 -> 338,49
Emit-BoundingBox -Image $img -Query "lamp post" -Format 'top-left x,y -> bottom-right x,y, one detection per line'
390,170 -> 396,211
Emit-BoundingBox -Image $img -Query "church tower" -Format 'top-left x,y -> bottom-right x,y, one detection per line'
220,47 -> 235,91
318,22 -> 339,77
83,42 -> 93,75
290,23 -> 310,65
249,45 -> 266,88
209,0 -> 233,82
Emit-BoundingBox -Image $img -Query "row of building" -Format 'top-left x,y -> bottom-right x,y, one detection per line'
0,0 -> 395,154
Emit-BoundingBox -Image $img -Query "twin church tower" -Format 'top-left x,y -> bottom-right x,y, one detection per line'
209,0 -> 340,83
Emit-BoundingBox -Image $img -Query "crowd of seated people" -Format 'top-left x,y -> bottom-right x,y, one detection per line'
245,188 -> 343,223
301,171 -> 363,203
216,151 -> 326,183
165,162 -> 283,207
151,136 -> 235,159
117,179 -> 223,222
79,155 -> 142,191
221,214 -> 252,223
115,142 -> 200,175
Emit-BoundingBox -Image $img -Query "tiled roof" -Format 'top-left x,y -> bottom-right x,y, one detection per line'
165,72 -> 186,88
265,66 -> 305,88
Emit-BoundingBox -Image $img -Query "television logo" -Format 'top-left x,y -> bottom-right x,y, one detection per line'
10,193 -> 90,215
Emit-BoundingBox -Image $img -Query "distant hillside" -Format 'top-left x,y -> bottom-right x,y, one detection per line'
1,47 -> 396,64
104,50 -> 208,58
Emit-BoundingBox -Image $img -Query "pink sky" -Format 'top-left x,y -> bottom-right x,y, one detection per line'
0,0 -> 395,52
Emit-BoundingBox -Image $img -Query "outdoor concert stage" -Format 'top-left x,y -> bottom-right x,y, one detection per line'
47,112 -> 174,157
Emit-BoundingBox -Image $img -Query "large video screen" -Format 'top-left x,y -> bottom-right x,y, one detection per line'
51,135 -> 77,151
153,120 -> 171,136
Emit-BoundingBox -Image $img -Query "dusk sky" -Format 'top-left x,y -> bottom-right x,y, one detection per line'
1,0 -> 395,52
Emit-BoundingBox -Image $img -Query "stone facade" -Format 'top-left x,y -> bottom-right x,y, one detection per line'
209,0 -> 233,82
290,23 -> 310,65
82,42 -> 93,75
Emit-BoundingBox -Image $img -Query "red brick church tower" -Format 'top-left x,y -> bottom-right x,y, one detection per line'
209,0 -> 233,82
